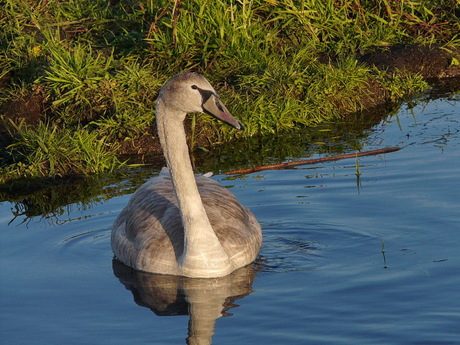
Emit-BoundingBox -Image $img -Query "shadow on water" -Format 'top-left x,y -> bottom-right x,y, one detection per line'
1,82 -> 458,224
112,259 -> 258,345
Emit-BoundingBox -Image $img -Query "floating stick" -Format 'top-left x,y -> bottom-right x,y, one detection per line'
225,147 -> 401,175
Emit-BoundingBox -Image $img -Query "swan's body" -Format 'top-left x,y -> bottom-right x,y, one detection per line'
111,72 -> 262,278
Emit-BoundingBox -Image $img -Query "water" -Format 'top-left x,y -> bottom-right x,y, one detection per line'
1,94 -> 459,345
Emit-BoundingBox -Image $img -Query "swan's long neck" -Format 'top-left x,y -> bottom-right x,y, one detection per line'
156,100 -> 232,277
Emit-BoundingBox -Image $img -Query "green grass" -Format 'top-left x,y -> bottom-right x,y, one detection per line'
0,0 -> 458,184
0,119 -> 124,183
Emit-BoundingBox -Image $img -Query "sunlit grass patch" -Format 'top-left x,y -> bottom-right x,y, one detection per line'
0,120 -> 124,183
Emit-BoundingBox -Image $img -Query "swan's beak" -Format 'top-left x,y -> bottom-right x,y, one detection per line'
202,94 -> 243,130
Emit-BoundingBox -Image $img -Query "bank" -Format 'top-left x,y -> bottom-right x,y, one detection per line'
1,0 -> 459,186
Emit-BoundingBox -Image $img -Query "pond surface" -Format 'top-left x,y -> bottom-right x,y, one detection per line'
1,93 -> 459,345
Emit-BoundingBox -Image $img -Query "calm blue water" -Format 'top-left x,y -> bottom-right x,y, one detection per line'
1,94 -> 459,344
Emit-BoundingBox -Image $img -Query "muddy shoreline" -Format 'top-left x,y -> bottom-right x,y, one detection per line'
2,44 -> 460,158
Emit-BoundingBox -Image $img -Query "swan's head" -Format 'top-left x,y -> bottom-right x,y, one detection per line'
158,72 -> 243,130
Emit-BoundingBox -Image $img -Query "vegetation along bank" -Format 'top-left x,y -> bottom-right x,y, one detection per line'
1,0 -> 459,186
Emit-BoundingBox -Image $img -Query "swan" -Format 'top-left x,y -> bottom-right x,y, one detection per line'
111,72 -> 262,278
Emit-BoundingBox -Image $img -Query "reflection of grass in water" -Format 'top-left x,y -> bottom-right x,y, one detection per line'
1,168 -> 155,224
3,177 -> 109,224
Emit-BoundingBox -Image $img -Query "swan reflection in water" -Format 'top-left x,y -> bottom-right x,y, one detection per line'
112,259 -> 258,344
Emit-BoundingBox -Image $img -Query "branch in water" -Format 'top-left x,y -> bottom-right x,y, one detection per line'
225,147 -> 401,175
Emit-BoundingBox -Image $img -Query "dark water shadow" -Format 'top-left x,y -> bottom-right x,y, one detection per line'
112,259 -> 258,345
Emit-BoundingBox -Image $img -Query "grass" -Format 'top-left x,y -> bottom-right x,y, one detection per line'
0,119 -> 124,183
1,0 -> 459,185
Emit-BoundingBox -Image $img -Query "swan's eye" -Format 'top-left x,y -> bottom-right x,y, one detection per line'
191,85 -> 198,90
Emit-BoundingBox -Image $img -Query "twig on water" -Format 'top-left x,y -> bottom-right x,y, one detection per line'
381,239 -> 388,269
225,147 -> 401,175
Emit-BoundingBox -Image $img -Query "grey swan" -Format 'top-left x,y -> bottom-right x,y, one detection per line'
111,72 -> 262,278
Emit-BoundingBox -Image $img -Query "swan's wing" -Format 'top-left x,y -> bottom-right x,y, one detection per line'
196,175 -> 262,266
111,173 -> 184,272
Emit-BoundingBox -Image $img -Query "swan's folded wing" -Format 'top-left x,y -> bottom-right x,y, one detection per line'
196,175 -> 262,267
